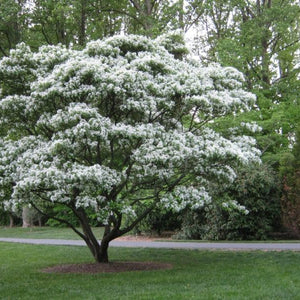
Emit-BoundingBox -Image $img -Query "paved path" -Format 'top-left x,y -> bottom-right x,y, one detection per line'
0,238 -> 299,251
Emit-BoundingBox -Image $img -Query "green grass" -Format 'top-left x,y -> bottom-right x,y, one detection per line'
0,242 -> 299,299
0,226 -> 105,240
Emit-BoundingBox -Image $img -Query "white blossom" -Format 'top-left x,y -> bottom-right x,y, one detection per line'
0,34 -> 260,223
222,200 -> 249,215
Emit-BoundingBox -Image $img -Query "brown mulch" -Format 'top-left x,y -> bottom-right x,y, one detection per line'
42,261 -> 172,274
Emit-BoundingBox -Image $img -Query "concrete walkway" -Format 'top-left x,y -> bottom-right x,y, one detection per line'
0,237 -> 299,251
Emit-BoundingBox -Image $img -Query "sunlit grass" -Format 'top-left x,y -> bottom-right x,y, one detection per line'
0,242 -> 299,299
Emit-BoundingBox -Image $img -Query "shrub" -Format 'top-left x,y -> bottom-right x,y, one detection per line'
178,163 -> 281,240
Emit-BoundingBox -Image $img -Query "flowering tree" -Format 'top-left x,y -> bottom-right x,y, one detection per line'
0,33 -> 260,262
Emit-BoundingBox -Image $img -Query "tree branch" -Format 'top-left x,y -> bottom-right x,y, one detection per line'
29,201 -> 87,241
119,200 -> 157,235
0,43 -> 8,56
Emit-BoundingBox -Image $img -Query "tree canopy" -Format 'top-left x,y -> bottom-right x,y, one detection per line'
192,0 -> 300,168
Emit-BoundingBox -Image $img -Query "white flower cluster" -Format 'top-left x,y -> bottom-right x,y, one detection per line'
0,34 -> 260,222
240,122 -> 262,133
222,200 -> 249,215
161,186 -> 211,212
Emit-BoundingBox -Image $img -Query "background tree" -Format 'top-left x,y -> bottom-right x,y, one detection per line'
0,0 -> 29,57
280,124 -> 300,238
29,0 -> 75,46
192,0 -> 300,166
29,0 -> 128,47
122,0 -> 206,37
0,33 -> 259,262
182,0 -> 299,239
0,1 -> 208,51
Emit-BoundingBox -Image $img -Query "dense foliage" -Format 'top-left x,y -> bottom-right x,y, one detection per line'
184,0 -> 299,238
178,164 -> 281,240
280,125 -> 300,238
0,0 -> 202,57
193,0 -> 300,169
0,33 -> 260,261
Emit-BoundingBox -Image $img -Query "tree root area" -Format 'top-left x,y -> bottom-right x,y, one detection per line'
42,261 -> 172,274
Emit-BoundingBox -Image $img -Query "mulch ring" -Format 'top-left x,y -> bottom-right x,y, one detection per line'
42,261 -> 173,274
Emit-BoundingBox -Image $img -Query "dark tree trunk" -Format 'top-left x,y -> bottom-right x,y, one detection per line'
38,215 -> 42,227
83,230 -> 115,263
97,239 -> 109,263
261,36 -> 270,87
78,0 -> 87,46
85,237 -> 109,263
76,207 -> 113,263
72,201 -> 156,263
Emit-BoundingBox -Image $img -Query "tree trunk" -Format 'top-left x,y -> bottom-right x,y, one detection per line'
84,238 -> 109,263
22,206 -> 33,228
97,240 -> 109,263
82,231 -> 111,263
38,215 -> 42,227
261,36 -> 270,87
9,214 -> 14,228
76,207 -> 111,263
78,0 -> 87,46
178,0 -> 184,30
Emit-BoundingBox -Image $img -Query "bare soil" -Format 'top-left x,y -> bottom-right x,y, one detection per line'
42,261 -> 173,274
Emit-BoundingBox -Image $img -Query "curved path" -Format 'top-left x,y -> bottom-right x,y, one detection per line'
0,237 -> 299,251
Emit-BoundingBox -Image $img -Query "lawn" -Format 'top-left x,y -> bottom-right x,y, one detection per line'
0,242 -> 299,299
0,226 -> 105,240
